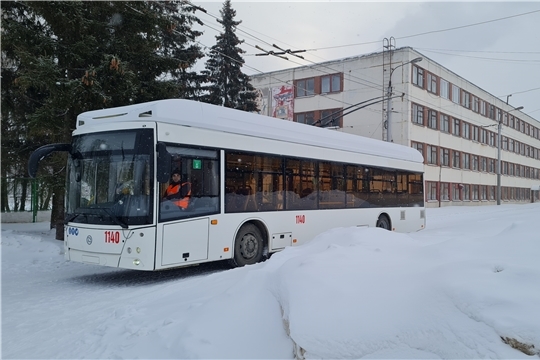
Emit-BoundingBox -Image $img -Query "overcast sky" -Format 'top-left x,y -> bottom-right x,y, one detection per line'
192,1 -> 540,119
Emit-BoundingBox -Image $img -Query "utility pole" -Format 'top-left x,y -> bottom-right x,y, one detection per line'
383,37 -> 395,142
386,57 -> 423,142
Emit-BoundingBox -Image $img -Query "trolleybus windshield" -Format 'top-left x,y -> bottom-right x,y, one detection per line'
65,129 -> 154,227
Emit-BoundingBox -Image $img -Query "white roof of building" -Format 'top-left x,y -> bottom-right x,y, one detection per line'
78,99 -> 424,164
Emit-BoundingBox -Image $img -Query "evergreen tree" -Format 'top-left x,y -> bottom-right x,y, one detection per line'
202,0 -> 258,112
1,1 -> 205,239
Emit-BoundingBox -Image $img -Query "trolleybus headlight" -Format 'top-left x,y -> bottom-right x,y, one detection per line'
133,259 -> 140,266
127,247 -> 132,254
136,247 -> 141,254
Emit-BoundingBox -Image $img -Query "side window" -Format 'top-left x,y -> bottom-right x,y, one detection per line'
319,162 -> 345,209
286,158 -> 317,210
159,146 -> 220,222
225,152 -> 284,213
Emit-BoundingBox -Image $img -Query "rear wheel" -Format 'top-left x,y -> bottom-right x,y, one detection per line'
229,224 -> 264,267
376,214 -> 391,230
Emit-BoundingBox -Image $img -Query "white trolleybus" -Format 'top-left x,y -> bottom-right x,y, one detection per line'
29,99 -> 425,271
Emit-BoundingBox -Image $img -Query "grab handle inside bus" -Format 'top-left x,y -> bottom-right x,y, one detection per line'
28,143 -> 72,178
156,142 -> 171,183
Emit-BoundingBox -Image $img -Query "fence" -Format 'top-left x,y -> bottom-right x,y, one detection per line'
1,177 -> 54,223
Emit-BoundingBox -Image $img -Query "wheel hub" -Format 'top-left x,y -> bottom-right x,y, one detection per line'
241,234 -> 258,259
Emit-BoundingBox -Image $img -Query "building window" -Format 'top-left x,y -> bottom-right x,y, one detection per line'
472,155 -> 479,171
489,186 -> 495,201
461,90 -> 470,109
472,126 -> 479,142
440,148 -> 450,167
481,157 -> 487,172
440,79 -> 449,99
427,73 -> 437,94
440,114 -> 450,133
472,96 -> 480,113
462,122 -> 470,139
509,115 -> 515,128
480,185 -> 487,200
427,182 -> 437,201
472,185 -> 479,200
452,184 -> 461,201
411,142 -> 424,158
412,66 -> 424,88
451,84 -> 460,104
463,184 -> 470,200
321,74 -> 341,94
489,132 -> 496,147
412,104 -> 424,125
489,158 -> 495,173
453,118 -> 461,136
489,104 -> 495,120
428,110 -> 438,129
453,151 -> 460,168
295,112 -> 315,125
427,145 -> 438,165
463,153 -> 470,170
441,183 -> 449,200
295,78 -> 315,97
480,128 -> 487,144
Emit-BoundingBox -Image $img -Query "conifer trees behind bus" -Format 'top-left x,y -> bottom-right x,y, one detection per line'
202,0 -> 259,112
1,1 -> 206,239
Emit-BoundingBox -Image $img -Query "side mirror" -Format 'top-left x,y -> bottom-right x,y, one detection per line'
156,142 -> 171,183
28,143 -> 72,178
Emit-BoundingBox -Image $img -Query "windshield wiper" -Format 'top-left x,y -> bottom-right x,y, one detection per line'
101,206 -> 128,229
76,205 -> 128,229
65,213 -> 79,224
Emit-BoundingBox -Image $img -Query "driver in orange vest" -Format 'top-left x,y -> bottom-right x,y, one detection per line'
163,169 -> 191,210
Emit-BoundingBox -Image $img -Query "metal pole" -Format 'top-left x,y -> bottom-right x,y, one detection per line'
497,121 -> 501,205
385,56 -> 422,142
386,81 -> 392,142
32,178 -> 38,222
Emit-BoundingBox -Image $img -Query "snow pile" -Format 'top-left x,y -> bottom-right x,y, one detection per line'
2,204 -> 540,359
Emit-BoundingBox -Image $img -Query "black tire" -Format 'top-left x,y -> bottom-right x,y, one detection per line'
229,224 -> 264,267
376,214 -> 391,230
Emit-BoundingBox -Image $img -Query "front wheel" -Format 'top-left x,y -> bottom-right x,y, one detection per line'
229,224 -> 264,267
376,214 -> 391,230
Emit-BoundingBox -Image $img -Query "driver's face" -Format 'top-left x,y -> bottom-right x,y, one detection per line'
172,173 -> 181,181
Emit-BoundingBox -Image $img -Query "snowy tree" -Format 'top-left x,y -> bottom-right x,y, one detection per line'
202,0 -> 258,112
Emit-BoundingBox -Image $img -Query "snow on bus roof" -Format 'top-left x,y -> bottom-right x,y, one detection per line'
78,99 -> 424,164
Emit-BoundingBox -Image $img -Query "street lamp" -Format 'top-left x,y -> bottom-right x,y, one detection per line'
497,105 -> 524,205
386,56 -> 422,142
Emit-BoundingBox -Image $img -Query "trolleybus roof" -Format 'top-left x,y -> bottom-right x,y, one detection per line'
77,99 -> 423,164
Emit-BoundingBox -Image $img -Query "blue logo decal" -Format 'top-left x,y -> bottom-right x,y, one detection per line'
68,227 -> 79,236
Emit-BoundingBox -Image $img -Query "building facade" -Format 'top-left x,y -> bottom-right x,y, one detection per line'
251,47 -> 540,207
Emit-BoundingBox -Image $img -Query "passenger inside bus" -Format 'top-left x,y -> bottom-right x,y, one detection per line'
162,169 -> 192,210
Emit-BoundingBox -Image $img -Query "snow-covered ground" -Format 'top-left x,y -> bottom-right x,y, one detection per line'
2,204 -> 540,359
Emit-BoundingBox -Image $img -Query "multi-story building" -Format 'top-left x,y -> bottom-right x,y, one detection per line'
251,47 -> 540,207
